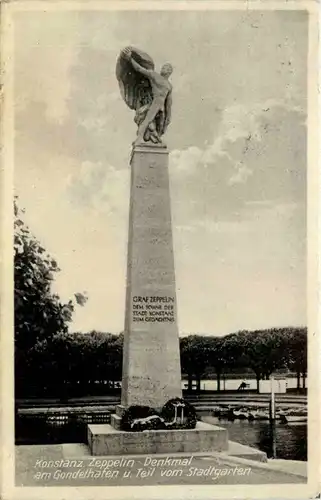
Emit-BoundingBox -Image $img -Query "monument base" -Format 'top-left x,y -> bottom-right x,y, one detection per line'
88,421 -> 228,456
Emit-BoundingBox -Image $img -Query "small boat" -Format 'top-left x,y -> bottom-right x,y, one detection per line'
280,413 -> 307,424
218,407 -> 232,419
248,409 -> 269,420
212,406 -> 223,417
275,410 -> 286,420
232,409 -> 249,419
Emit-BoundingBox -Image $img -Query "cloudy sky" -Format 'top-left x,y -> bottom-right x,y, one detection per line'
14,8 -> 307,335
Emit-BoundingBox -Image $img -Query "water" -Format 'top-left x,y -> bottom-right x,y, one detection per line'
208,417 -> 307,461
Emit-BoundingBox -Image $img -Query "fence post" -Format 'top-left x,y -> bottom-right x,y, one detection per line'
269,376 -> 277,458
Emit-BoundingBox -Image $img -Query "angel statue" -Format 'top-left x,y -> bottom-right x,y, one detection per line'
116,47 -> 173,146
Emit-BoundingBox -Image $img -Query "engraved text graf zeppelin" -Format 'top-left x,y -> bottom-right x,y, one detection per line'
132,296 -> 175,323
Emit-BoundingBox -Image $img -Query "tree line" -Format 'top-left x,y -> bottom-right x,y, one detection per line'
14,200 -> 307,399
16,327 -> 307,399
180,328 -> 307,393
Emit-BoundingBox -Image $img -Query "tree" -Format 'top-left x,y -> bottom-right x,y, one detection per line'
230,329 -> 288,392
285,327 -> 307,390
180,337 -> 194,391
81,331 -> 123,390
14,199 -> 88,396
206,336 -> 230,392
17,328 -> 123,398
14,199 -> 74,351
180,335 -> 210,391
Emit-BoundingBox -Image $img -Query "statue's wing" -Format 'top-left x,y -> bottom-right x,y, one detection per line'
116,47 -> 154,110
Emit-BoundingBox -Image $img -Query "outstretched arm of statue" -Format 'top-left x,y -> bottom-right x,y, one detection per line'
130,57 -> 153,78
121,47 -> 152,78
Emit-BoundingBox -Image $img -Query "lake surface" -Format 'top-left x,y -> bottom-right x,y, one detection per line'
207,417 -> 307,461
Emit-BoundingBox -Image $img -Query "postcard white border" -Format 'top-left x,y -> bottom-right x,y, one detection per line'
1,1 -> 319,499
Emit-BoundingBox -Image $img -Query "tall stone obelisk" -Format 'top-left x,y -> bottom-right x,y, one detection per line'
120,144 -> 182,409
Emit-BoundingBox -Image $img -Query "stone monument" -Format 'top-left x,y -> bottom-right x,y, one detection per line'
117,47 -> 182,411
87,47 -> 228,455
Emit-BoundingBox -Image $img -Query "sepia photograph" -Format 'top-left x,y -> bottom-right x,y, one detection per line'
1,1 -> 319,499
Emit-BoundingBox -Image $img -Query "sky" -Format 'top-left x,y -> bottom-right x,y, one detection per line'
14,8 -> 307,335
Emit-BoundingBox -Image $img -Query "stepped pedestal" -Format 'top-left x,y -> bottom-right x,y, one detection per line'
88,421 -> 228,456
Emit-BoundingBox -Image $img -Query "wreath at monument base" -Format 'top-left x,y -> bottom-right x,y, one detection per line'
121,405 -> 166,432
120,399 -> 197,432
161,398 -> 197,430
